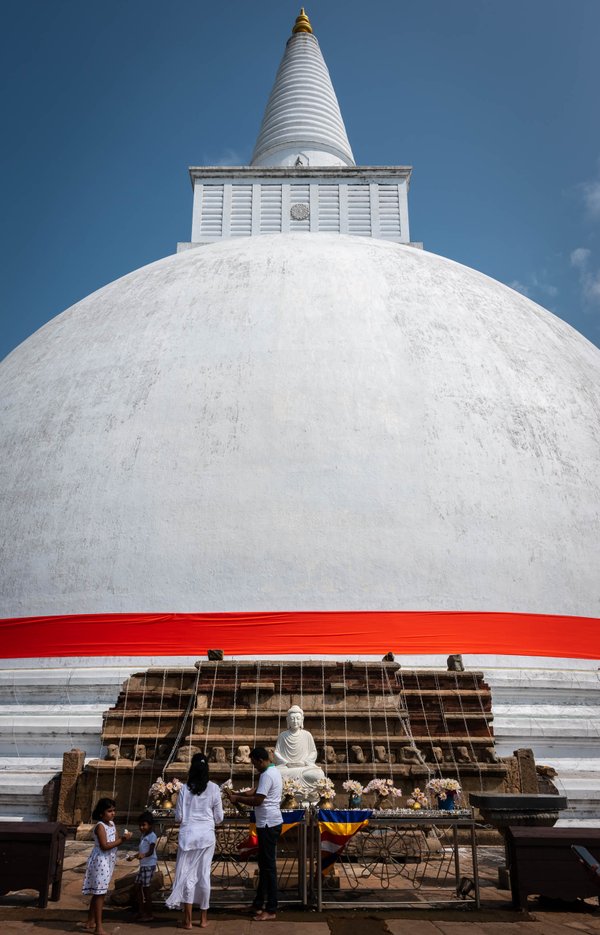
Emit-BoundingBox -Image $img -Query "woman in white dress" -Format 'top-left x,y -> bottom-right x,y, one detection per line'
166,752 -> 224,929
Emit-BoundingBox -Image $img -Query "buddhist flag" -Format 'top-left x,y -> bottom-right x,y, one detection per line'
237,808 -> 305,859
318,808 -> 372,874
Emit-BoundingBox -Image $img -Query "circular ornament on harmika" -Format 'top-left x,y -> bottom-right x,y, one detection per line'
290,203 -> 310,220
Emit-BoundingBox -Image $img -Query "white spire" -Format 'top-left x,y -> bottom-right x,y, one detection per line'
251,9 -> 355,168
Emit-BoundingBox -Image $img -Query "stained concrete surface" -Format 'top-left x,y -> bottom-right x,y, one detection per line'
1,844 -> 599,934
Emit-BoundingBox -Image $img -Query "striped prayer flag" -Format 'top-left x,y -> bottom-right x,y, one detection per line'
237,808 -> 305,859
318,808 -> 372,874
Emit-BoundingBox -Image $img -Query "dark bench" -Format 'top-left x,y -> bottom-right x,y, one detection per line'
506,826 -> 600,910
0,822 -> 68,908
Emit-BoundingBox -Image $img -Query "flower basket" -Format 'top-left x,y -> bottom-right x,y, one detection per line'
148,777 -> 182,811
437,792 -> 456,811
281,777 -> 304,810
314,776 -> 336,809
364,778 -> 402,810
342,780 -> 364,810
426,778 -> 462,810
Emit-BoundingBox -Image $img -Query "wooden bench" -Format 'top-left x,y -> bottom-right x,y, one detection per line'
0,822 -> 68,908
506,826 -> 600,910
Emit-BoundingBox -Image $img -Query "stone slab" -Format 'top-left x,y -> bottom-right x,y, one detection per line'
211,924 -> 330,935
386,922 -> 446,935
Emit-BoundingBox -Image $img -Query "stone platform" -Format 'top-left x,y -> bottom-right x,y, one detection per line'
1,654 -> 599,824
58,660 -> 511,823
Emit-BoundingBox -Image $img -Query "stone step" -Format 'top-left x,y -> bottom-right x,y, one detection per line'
0,763 -> 59,822
0,709 -> 107,757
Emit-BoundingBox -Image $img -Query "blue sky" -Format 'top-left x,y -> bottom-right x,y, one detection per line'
1,0 -> 600,360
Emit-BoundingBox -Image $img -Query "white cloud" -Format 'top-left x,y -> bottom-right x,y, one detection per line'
570,247 -> 591,269
202,147 -> 247,166
583,270 -> 600,304
576,161 -> 600,220
582,179 -> 600,219
531,273 -> 558,298
570,246 -> 600,307
509,272 -> 557,302
509,280 -> 530,297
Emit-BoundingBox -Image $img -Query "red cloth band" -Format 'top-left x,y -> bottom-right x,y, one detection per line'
0,611 -> 598,659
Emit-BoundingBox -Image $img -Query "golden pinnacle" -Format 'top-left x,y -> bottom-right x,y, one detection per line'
292,8 -> 313,34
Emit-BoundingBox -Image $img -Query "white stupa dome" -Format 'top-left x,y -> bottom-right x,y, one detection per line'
1,233 -> 599,618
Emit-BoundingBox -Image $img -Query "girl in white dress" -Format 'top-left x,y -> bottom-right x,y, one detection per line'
82,798 -> 132,934
166,753 -> 224,929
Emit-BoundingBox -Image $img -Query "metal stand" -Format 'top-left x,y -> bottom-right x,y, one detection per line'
312,810 -> 480,910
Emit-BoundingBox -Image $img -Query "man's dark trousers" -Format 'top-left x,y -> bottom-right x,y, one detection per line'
254,823 -> 282,912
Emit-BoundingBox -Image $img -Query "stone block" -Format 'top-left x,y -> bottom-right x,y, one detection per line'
57,747 -> 86,825
515,747 -> 540,794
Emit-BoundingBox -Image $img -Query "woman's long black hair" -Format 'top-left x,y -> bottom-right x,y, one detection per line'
187,752 -> 210,795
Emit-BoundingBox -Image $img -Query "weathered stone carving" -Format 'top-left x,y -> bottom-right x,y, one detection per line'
375,745 -> 396,764
536,763 -> 560,795
157,743 -> 171,760
323,745 -> 338,764
400,745 -> 422,764
106,744 -> 121,761
176,745 -> 201,763
351,744 -> 366,763
456,746 -> 473,763
429,746 -> 444,764
210,746 -> 228,764
447,654 -> 464,672
133,744 -> 146,761
515,747 -> 539,793
234,745 -> 252,764
483,746 -> 499,763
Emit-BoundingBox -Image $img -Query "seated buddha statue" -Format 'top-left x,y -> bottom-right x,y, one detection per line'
273,705 -> 325,799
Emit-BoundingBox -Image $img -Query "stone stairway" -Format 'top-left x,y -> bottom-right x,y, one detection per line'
482,661 -> 600,827
0,660 -> 136,820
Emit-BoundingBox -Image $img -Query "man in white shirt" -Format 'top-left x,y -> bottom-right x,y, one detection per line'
227,746 -> 283,921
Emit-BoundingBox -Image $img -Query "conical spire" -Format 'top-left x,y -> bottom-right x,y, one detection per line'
251,10 -> 355,168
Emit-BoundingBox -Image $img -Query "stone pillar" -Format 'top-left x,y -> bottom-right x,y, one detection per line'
515,748 -> 540,794
57,748 -> 86,825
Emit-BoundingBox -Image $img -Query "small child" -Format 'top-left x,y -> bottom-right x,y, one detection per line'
82,797 -> 132,935
127,810 -> 158,922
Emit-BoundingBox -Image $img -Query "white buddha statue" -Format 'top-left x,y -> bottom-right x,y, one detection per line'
274,705 -> 325,798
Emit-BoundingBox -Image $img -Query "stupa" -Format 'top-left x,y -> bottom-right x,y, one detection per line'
0,10 -> 599,822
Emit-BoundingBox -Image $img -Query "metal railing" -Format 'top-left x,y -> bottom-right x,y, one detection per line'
154,809 -> 479,910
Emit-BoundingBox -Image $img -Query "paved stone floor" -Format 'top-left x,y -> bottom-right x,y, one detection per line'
1,844 -> 599,934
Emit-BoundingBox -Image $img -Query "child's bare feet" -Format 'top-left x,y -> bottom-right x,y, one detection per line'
253,910 -> 277,921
